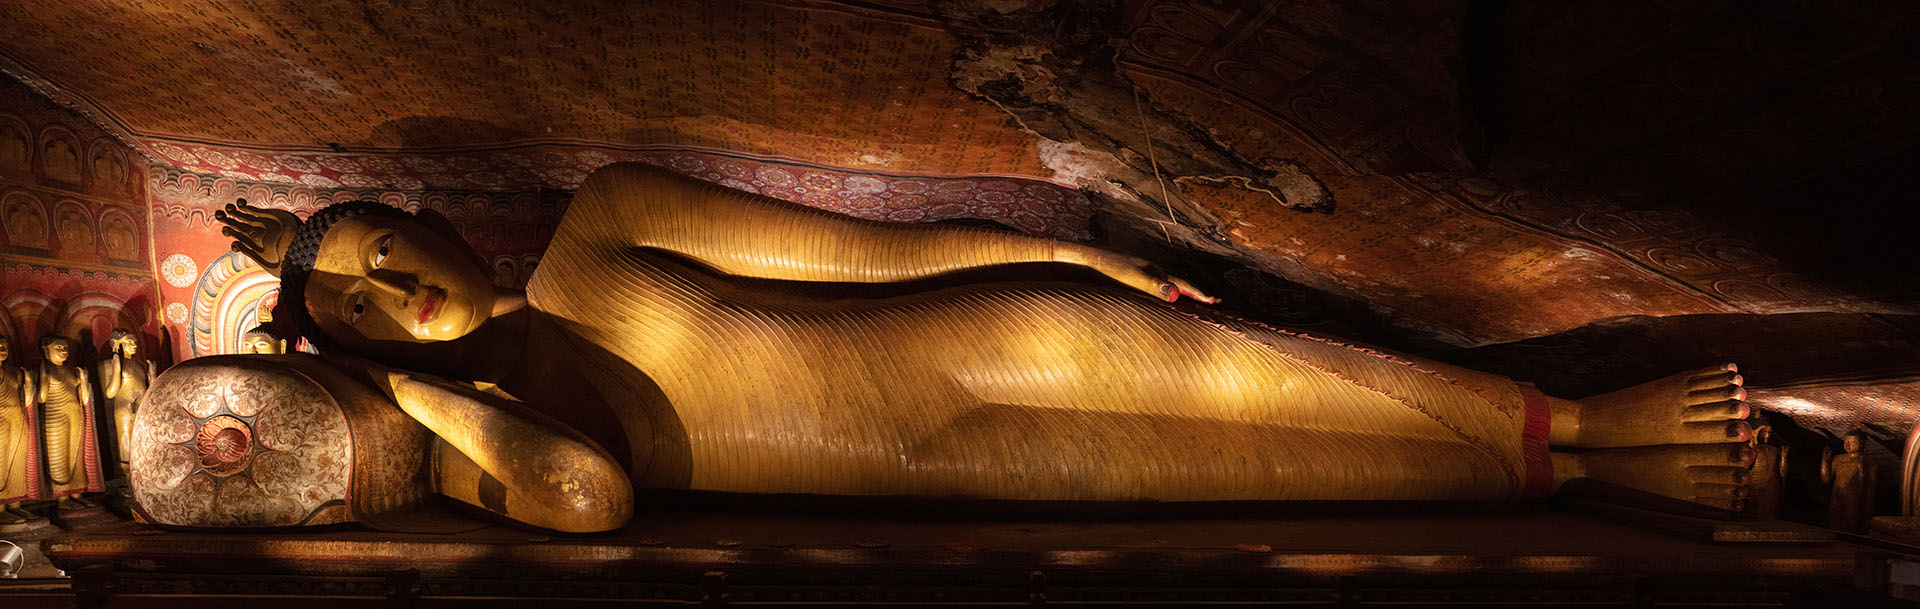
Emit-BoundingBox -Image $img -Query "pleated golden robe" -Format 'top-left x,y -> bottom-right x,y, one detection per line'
526,165 -> 1554,503
0,364 -> 41,504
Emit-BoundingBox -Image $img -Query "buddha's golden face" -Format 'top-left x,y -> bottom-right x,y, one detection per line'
117,337 -> 138,358
0,340 -> 9,364
304,216 -> 493,345
239,332 -> 284,355
44,341 -> 68,365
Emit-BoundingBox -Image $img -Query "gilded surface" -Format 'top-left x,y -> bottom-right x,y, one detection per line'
99,333 -> 155,474
184,163 -> 1759,532
38,339 -> 102,498
0,359 -> 37,505
529,165 -> 1535,501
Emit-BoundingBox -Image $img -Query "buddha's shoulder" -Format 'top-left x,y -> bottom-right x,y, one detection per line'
568,163 -> 708,208
524,250 -> 685,309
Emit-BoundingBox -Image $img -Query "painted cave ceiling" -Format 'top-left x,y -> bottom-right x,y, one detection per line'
1,0 -> 1916,435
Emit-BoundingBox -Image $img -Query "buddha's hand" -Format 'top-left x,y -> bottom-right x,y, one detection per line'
1056,246 -> 1218,304
215,199 -> 300,277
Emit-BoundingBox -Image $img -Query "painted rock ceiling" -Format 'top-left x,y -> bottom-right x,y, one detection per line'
0,0 -> 1915,436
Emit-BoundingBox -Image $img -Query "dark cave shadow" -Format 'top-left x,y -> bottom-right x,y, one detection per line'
1445,311 -> 1920,398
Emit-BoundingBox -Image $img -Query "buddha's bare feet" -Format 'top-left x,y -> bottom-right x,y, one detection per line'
1571,364 -> 1751,448
1571,443 -> 1757,510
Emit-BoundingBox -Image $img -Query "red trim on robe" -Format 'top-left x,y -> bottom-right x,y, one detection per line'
1516,383 -> 1553,499
79,392 -> 105,494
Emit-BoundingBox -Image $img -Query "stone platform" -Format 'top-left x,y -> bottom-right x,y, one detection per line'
26,496 -> 1892,607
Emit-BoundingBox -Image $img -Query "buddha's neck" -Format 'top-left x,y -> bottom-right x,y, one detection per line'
359,308 -> 539,384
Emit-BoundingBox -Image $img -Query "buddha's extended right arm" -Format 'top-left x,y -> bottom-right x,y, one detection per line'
372,369 -> 633,532
574,163 -> 1214,302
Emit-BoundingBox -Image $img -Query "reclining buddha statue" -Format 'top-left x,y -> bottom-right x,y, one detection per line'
131,163 -> 1757,533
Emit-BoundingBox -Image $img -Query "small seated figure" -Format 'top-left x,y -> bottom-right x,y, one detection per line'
1823,431 -> 1874,533
38,336 -> 103,510
97,329 -> 155,477
0,337 -> 43,524
147,165 -> 1760,532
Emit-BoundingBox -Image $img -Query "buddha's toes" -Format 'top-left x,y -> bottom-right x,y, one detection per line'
1572,363 -> 1752,448
1576,443 -> 1757,511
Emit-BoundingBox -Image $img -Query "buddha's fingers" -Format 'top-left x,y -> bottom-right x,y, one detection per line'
219,225 -> 262,250
1167,276 -> 1218,304
218,203 -> 269,230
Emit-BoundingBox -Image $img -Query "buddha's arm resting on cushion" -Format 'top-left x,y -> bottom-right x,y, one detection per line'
571,163 -> 1214,302
354,363 -> 634,532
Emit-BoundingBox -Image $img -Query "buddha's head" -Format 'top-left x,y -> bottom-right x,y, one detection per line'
41,336 -> 71,366
276,202 -> 496,352
108,329 -> 137,358
238,327 -> 287,355
0,336 -> 9,365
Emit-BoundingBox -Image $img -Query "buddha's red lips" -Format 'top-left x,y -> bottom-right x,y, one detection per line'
418,288 -> 444,324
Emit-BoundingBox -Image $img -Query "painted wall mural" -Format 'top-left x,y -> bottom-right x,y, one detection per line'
0,76 -> 154,354
146,146 -> 1095,238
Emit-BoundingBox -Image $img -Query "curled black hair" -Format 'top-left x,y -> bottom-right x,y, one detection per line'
276,201 -> 414,352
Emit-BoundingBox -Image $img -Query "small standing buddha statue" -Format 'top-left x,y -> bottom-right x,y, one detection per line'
97,329 -> 155,477
0,337 -> 43,524
38,336 -> 103,509
1823,431 -> 1873,534
1746,425 -> 1788,519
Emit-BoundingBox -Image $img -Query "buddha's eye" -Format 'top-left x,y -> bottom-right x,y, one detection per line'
348,293 -> 368,323
371,234 -> 394,268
